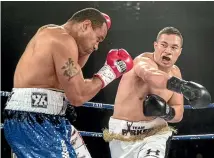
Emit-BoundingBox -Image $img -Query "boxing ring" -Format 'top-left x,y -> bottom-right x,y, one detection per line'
1,90 -> 214,142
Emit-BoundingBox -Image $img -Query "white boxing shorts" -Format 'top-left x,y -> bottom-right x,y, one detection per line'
108,117 -> 173,158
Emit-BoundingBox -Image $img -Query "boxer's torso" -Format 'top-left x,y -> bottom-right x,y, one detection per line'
14,24 -> 85,90
113,53 -> 178,121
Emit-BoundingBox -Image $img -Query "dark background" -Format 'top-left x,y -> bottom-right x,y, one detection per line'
1,1 -> 214,158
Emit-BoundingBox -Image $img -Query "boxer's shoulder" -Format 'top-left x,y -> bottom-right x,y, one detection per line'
135,52 -> 153,59
171,65 -> 182,78
134,52 -> 155,65
36,25 -> 74,42
38,24 -> 64,32
140,52 -> 154,58
33,25 -> 78,62
36,25 -> 77,50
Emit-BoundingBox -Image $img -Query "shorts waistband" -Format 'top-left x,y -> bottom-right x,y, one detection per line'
5,88 -> 67,115
108,117 -> 168,135
103,117 -> 173,142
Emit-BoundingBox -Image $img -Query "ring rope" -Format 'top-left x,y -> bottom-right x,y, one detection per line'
79,131 -> 214,140
1,90 -> 214,109
0,122 -> 213,140
1,90 -> 214,140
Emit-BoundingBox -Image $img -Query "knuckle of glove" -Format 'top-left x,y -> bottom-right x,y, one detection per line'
147,94 -> 166,103
144,94 -> 167,116
182,81 -> 202,100
117,49 -> 133,72
190,87 -> 211,108
188,81 -> 205,89
107,48 -> 133,76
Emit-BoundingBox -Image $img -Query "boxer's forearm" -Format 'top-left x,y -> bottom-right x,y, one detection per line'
71,77 -> 102,106
143,69 -> 171,89
82,77 -> 103,98
167,105 -> 183,123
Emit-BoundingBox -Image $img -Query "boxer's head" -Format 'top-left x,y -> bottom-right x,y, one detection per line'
66,8 -> 108,56
153,27 -> 183,69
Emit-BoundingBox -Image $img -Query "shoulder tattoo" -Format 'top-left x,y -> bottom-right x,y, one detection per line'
61,58 -> 79,81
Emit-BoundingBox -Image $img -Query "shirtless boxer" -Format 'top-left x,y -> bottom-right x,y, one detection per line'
104,27 -> 211,158
3,8 -> 133,158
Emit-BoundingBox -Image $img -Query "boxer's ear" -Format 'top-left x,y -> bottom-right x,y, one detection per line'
153,41 -> 158,50
177,47 -> 182,57
82,20 -> 92,32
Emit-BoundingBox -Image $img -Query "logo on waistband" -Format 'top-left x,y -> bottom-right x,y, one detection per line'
31,92 -> 48,108
122,122 -> 146,136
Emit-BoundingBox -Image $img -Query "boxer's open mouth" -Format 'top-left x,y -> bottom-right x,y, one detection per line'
162,56 -> 171,61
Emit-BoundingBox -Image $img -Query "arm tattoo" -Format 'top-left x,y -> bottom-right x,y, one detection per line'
61,58 -> 78,81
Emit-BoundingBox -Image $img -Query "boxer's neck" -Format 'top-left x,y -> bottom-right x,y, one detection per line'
158,66 -> 172,73
62,22 -> 78,40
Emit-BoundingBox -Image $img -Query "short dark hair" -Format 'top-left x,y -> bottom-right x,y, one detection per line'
156,27 -> 183,46
68,8 -> 106,29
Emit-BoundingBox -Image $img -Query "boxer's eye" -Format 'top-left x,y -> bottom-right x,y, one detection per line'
172,46 -> 178,50
161,44 -> 167,48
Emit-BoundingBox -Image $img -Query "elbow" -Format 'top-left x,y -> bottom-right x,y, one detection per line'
134,65 -> 147,82
143,70 -> 152,82
66,95 -> 85,107
171,114 -> 183,123
65,87 -> 91,106
175,107 -> 184,122
175,115 -> 183,122
72,100 -> 85,107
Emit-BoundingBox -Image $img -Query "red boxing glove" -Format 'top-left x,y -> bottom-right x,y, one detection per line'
102,12 -> 111,30
95,49 -> 133,88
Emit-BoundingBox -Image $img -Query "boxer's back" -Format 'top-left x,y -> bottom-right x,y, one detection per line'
14,25 -> 67,89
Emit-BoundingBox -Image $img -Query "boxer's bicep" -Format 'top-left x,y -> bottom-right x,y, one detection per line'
168,66 -> 184,122
52,39 -> 80,78
167,92 -> 184,122
52,39 -> 87,103
60,57 -> 80,80
168,66 -> 183,105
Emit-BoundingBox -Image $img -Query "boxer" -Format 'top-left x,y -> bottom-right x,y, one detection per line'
104,27 -> 211,158
4,8 -> 133,158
